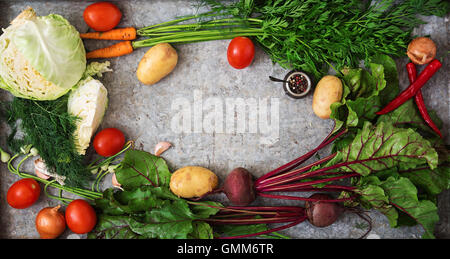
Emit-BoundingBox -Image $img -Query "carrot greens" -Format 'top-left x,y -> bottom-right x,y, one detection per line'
132,0 -> 449,79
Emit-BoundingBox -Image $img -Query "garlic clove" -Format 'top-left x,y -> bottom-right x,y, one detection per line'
112,173 -> 123,190
154,141 -> 172,156
34,158 -> 51,180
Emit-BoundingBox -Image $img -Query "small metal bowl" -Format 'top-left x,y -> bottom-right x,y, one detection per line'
282,71 -> 312,99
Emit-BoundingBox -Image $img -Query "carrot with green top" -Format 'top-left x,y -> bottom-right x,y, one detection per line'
80,27 -> 137,41
86,40 -> 134,59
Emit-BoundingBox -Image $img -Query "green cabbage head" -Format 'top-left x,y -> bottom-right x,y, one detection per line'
0,7 -> 86,100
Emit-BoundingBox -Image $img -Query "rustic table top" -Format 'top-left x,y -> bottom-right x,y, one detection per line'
0,0 -> 448,239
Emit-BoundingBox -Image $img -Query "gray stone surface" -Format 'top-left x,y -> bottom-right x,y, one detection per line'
0,0 -> 448,239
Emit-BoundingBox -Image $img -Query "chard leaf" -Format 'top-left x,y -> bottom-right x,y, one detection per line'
330,54 -> 395,133
213,221 -> 269,238
377,99 -> 443,139
380,176 -> 439,239
356,183 -> 398,227
188,222 -> 214,239
130,200 -> 201,239
400,165 -> 450,198
336,121 -> 438,175
116,149 -> 171,190
87,215 -> 142,239
369,53 -> 399,106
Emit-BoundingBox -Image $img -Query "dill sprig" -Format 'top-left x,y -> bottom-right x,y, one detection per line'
134,0 -> 449,79
6,96 -> 91,187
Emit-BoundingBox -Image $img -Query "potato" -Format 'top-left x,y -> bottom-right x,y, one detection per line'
312,75 -> 343,119
170,166 -> 218,198
136,43 -> 178,85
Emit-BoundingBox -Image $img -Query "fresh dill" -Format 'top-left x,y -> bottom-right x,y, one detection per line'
6,96 -> 91,187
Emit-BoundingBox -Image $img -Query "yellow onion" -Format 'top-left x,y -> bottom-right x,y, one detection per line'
35,205 -> 66,239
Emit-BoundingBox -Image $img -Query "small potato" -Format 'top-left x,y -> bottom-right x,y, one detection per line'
136,43 -> 178,85
312,75 -> 343,119
170,166 -> 218,198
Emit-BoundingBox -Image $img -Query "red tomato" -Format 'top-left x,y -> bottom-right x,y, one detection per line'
227,37 -> 255,69
83,2 -> 122,32
93,128 -> 125,157
7,178 -> 41,209
65,199 -> 97,234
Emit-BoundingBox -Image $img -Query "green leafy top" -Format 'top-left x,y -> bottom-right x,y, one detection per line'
322,54 -> 449,238
89,150 -> 268,239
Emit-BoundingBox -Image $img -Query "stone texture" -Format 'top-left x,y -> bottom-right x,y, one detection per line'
0,0 -> 448,239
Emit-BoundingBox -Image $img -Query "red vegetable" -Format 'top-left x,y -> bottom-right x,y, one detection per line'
407,63 -> 443,138
305,193 -> 344,227
65,199 -> 97,234
6,178 -> 41,209
93,128 -> 126,157
223,167 -> 256,206
83,2 -> 122,32
227,37 -> 255,69
376,59 -> 442,115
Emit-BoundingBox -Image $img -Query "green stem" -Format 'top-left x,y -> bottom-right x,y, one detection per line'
138,11 -> 224,31
138,18 -> 261,35
142,28 -> 263,41
88,141 -> 133,170
7,154 -> 102,201
133,31 -> 264,48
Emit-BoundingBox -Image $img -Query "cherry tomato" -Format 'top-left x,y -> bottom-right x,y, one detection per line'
227,36 -> 255,69
7,178 -> 41,209
65,199 -> 97,234
83,2 -> 122,32
93,128 -> 125,157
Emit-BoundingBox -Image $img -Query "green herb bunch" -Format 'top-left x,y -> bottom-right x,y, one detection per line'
6,96 -> 91,187
135,0 -> 449,79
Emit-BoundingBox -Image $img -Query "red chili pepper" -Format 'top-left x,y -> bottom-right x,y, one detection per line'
406,62 -> 443,138
376,59 -> 442,115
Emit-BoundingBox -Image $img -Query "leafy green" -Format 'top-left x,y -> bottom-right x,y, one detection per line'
0,7 -> 86,100
330,54 -> 398,134
6,96 -> 90,187
327,121 -> 443,238
136,0 -> 449,79
116,149 -> 172,190
90,149 -> 265,239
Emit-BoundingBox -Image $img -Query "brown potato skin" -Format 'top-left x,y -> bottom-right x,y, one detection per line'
170,166 -> 218,198
136,43 -> 178,85
312,75 -> 343,119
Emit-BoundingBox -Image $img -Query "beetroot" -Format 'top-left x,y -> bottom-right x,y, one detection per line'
305,193 -> 344,227
223,167 -> 256,206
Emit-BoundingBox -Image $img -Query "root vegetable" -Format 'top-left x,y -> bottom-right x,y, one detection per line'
312,75 -> 343,119
136,43 -> 178,85
35,205 -> 66,239
407,37 -> 436,65
170,166 -> 218,198
86,40 -> 134,59
305,193 -> 344,227
223,167 -> 256,206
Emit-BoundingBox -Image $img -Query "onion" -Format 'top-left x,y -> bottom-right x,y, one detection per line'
406,37 -> 437,65
35,205 -> 66,239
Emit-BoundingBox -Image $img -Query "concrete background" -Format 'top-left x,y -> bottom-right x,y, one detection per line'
0,0 -> 448,239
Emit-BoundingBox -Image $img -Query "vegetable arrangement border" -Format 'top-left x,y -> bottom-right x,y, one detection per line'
0,0 -> 449,240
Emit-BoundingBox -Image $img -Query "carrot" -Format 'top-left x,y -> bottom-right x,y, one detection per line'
80,27 -> 137,41
86,40 -> 134,59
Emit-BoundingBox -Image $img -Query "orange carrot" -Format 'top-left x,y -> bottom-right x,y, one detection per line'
80,27 -> 137,41
86,40 -> 134,59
